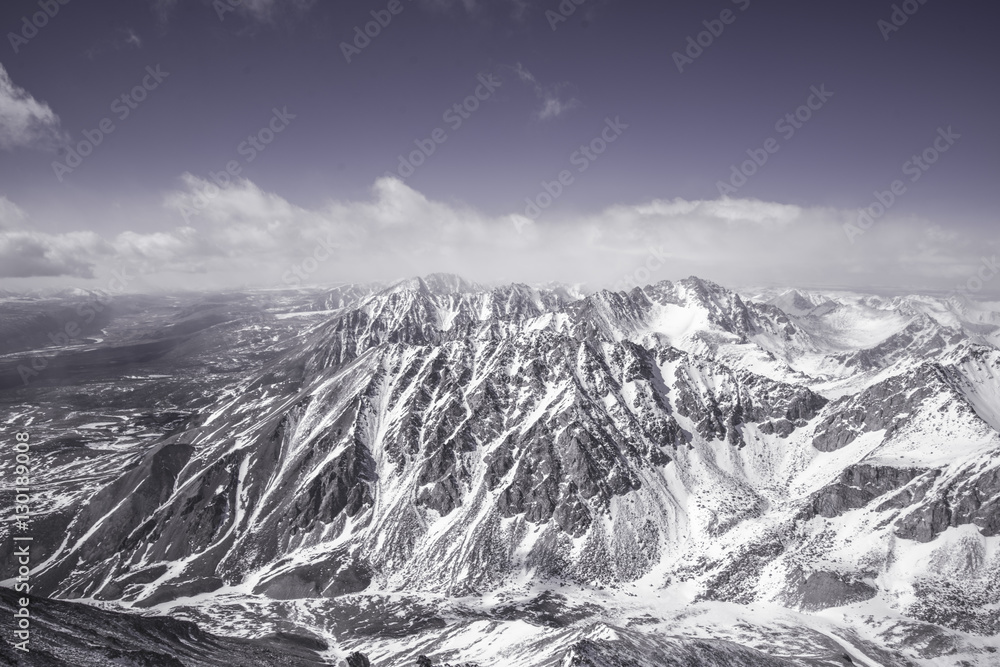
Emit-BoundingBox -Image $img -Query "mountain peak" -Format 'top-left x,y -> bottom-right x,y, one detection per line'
386,273 -> 482,296
679,275 -> 727,294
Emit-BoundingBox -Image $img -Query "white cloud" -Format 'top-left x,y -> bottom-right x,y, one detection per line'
420,0 -> 531,20
149,0 -> 314,26
221,0 -> 316,24
123,28 -> 143,49
0,177 -> 995,296
0,64 -> 65,151
84,27 -> 144,60
150,0 -> 177,24
0,230 -> 106,278
164,173 -> 305,227
513,63 -> 578,121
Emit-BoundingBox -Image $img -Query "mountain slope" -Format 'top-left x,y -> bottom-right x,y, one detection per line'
3,276 -> 1000,665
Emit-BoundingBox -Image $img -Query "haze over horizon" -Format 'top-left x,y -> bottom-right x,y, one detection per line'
0,0 -> 998,296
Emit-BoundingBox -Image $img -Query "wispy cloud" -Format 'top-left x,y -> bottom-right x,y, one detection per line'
124,28 -> 143,48
420,0 -> 532,21
217,0 -> 316,25
85,27 -> 143,59
0,64 -> 66,151
513,63 -> 578,120
150,0 -> 315,26
150,0 -> 177,25
0,196 -> 27,229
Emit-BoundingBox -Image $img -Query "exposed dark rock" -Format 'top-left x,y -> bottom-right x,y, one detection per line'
895,465 -> 1000,542
562,627 -> 803,666
491,591 -> 603,628
798,571 -> 878,611
801,465 -> 936,520
32,442 -> 194,598
347,652 -> 372,667
905,577 -> 1000,636
811,365 -> 964,452
0,587 -> 327,666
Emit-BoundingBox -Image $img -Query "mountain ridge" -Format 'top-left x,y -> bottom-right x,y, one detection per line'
2,274 -> 999,665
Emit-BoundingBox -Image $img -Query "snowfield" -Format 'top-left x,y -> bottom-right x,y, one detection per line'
2,276 -> 1000,665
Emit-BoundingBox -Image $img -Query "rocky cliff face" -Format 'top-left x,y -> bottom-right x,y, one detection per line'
5,275 -> 1000,666
29,291 -> 832,601
0,587 -> 329,666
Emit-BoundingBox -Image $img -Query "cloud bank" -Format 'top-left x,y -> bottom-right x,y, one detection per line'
0,176 -> 995,296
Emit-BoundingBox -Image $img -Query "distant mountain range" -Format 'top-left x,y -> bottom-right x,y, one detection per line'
2,275 -> 999,666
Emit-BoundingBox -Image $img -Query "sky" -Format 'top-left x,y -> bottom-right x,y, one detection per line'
0,0 -> 998,295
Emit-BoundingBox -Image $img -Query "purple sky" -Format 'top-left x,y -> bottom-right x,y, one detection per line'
0,0 -> 998,294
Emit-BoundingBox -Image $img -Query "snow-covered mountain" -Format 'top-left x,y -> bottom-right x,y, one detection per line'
2,275 -> 1000,666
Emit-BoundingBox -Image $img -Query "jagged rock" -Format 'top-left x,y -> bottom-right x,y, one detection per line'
802,465 -> 936,519
346,652 -> 371,667
811,365 -> 961,452
0,587 -> 327,666
895,465 -> 1000,542
8,276 -> 1000,665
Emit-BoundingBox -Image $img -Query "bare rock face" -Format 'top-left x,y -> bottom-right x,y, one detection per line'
811,367 -> 944,452
0,587 -> 328,666
346,652 -> 372,667
797,571 -> 878,611
31,441 -> 195,598
802,465 -> 937,519
895,465 -> 1000,542
673,360 -> 827,447
8,276 -> 1000,665
558,627 -> 804,667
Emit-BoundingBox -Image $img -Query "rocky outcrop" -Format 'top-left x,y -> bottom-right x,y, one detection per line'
31,441 -> 194,598
346,653 -> 372,667
812,365 -> 953,452
895,465 -> 1000,542
672,358 -> 826,447
801,465 -> 937,519
560,627 -> 803,667
797,571 -> 878,611
0,587 -> 327,666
